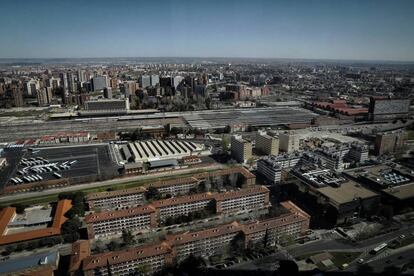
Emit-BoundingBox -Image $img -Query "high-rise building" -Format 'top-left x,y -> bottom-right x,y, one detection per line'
78,69 -> 87,82
59,73 -> 69,92
24,80 -> 39,96
150,75 -> 159,86
279,132 -> 299,153
231,135 -> 252,163
91,76 -> 106,91
47,77 -> 61,90
68,73 -> 78,92
140,75 -> 151,88
256,130 -> 279,155
12,86 -> 24,107
103,87 -> 112,99
37,87 -> 53,106
374,131 -> 406,156
173,76 -> 183,89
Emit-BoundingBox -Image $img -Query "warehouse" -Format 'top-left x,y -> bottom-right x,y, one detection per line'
118,140 -> 207,163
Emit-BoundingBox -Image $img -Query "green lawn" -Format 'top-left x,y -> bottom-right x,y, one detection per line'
0,168 -> 213,206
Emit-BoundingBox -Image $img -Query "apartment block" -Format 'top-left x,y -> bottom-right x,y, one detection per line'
166,221 -> 241,262
79,201 -> 310,275
83,242 -> 173,276
151,193 -> 215,222
243,201 -> 310,246
256,131 -> 279,155
148,177 -> 199,196
214,185 -> 269,214
85,185 -> 270,238
279,132 -> 299,153
86,187 -> 146,210
84,206 -> 157,238
257,156 -> 283,184
231,135 -> 252,163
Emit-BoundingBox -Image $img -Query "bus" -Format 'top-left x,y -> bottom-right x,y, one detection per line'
370,243 -> 388,255
53,172 -> 62,179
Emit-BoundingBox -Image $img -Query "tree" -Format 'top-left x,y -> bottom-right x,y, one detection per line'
356,264 -> 374,276
10,203 -> 28,214
177,254 -> 206,275
122,230 -> 135,246
145,187 -> 160,200
221,136 -> 230,152
230,232 -> 245,254
382,266 -> 401,276
61,217 -> 82,243
107,240 -> 121,251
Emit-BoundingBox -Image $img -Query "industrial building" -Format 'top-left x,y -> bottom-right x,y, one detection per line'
84,99 -> 130,112
368,97 -> 410,121
119,140 -> 206,163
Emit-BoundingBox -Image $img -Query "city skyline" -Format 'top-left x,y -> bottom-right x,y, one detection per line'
1,0 -> 414,61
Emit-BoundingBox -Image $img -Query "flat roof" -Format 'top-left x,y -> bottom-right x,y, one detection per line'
0,199 -> 72,245
317,181 -> 378,205
0,251 -> 58,275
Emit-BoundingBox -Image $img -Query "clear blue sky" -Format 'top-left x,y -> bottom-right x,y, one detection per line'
1,0 -> 414,61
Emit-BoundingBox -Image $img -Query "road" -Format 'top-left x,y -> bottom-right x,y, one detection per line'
0,163 -> 226,204
226,223 -> 414,272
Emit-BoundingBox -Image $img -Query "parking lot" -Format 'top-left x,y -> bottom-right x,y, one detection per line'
6,144 -> 119,188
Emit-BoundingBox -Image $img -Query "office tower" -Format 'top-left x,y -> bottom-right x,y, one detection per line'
140,75 -> 151,88
150,75 -> 159,86
279,132 -> 299,153
231,135 -> 252,163
256,130 -> 279,155
91,76 -> 106,91
103,87 -> 113,99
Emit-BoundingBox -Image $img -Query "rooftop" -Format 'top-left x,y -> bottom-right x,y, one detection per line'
83,242 -> 172,271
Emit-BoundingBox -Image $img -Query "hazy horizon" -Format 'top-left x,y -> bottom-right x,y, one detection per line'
1,0 -> 414,61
